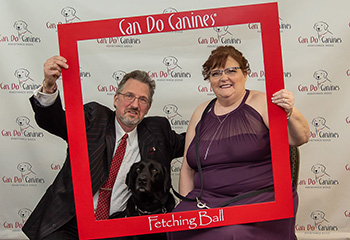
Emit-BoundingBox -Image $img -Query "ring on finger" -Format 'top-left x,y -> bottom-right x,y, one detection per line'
283,98 -> 287,103
50,65 -> 54,70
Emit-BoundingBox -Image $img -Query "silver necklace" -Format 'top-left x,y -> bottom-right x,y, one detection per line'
203,111 -> 231,160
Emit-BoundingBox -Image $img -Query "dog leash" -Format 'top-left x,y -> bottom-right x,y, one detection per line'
171,185 -> 274,209
171,98 -> 274,209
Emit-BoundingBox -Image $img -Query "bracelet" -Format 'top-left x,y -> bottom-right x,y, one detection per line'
42,79 -> 57,94
287,108 -> 293,120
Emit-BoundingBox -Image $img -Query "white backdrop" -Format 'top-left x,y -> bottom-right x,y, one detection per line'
1,0 -> 350,239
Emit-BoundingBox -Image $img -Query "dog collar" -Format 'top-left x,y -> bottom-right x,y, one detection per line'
135,206 -> 167,215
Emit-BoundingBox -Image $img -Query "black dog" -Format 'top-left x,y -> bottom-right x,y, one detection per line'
109,159 -> 175,240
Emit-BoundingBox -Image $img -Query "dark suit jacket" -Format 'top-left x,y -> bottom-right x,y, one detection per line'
22,95 -> 185,240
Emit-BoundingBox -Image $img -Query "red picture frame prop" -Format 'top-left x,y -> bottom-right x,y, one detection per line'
58,2 -> 292,239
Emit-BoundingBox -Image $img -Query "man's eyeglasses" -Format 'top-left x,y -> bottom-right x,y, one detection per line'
118,92 -> 149,106
209,67 -> 241,79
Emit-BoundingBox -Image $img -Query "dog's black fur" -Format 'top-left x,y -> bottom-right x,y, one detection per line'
109,159 -> 175,240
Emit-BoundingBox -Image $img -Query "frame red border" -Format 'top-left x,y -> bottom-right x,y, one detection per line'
58,2 -> 293,239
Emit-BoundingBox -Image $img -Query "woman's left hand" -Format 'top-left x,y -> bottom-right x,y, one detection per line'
271,89 -> 294,116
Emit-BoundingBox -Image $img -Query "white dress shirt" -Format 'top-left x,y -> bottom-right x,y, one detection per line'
94,121 -> 140,215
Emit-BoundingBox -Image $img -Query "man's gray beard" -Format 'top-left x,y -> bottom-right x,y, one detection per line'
117,112 -> 140,127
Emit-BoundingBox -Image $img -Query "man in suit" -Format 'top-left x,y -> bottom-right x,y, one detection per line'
22,56 -> 185,240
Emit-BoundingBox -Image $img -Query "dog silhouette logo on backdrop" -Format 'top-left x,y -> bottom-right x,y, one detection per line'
313,70 -> 332,87
163,56 -> 182,73
163,104 -> 182,120
17,162 -> 36,180
311,117 -> 330,135
16,116 -> 34,133
61,7 -> 81,23
163,7 -> 178,14
14,68 -> 34,86
112,70 -> 126,87
310,210 -> 329,227
311,164 -> 331,182
18,208 -> 32,224
313,21 -> 333,39
213,26 -> 232,40
13,20 -> 32,40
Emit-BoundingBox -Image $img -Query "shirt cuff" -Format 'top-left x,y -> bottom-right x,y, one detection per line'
33,86 -> 59,107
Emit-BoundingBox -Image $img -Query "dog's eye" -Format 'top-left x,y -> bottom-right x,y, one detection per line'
151,168 -> 158,173
135,167 -> 141,173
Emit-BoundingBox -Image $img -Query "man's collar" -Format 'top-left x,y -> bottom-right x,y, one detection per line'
115,117 -> 137,143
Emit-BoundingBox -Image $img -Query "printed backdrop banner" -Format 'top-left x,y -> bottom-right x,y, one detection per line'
0,0 -> 350,239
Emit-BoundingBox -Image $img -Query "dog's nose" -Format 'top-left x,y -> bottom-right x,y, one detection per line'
138,176 -> 147,185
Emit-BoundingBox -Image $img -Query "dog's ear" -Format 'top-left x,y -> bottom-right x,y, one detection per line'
61,8 -> 66,15
172,104 -> 178,112
71,7 -> 77,15
25,69 -> 30,77
320,211 -> 325,218
112,72 -> 117,79
172,57 -> 178,65
126,163 -> 138,190
310,212 -> 314,218
323,22 -> 329,30
311,118 -> 317,126
321,70 -> 328,78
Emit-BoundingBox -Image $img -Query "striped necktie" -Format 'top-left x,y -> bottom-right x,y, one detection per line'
95,133 -> 128,220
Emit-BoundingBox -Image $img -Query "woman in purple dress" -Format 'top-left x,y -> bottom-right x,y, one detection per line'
167,46 -> 310,240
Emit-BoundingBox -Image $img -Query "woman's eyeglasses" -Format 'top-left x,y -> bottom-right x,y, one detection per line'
209,67 -> 241,79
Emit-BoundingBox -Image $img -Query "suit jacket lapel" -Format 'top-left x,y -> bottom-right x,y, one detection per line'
106,113 -> 116,167
137,121 -> 157,160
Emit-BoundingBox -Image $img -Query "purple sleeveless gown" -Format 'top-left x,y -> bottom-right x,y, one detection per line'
167,90 -> 297,240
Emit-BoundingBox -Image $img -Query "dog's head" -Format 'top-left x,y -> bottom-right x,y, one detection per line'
18,208 -> 32,219
16,116 -> 30,127
112,70 -> 126,81
313,21 -> 329,33
163,104 -> 178,115
61,7 -> 76,18
14,68 -> 30,79
313,70 -> 328,81
17,162 -> 33,173
213,26 -> 229,34
311,164 -> 326,175
311,117 -> 326,128
310,210 -> 325,221
163,56 -> 178,67
163,7 -> 177,14
125,159 -> 175,214
126,159 -> 171,195
13,20 -> 28,31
